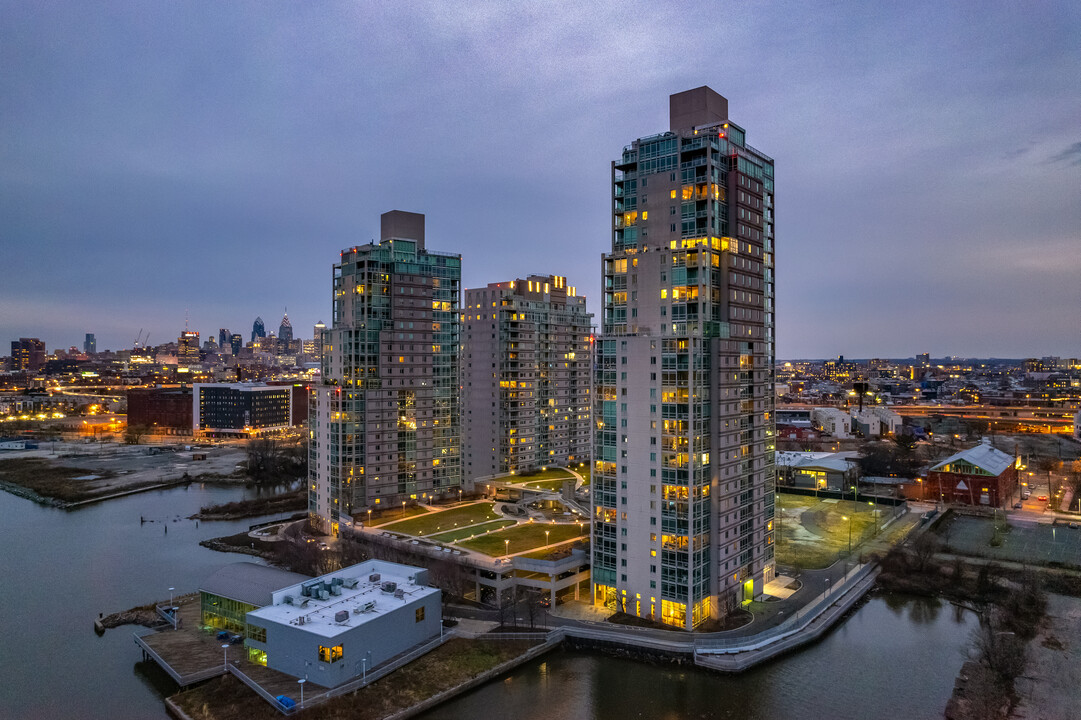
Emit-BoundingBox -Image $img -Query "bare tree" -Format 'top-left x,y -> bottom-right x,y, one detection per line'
124,424 -> 150,445
912,532 -> 940,573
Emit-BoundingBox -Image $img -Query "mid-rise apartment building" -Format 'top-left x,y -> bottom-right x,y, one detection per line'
310,211 -> 462,535
462,275 -> 593,478
592,87 -> 776,629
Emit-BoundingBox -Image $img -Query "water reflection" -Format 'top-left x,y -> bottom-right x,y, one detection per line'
420,594 -> 978,720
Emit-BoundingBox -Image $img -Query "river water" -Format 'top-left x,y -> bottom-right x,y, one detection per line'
0,484 -> 977,719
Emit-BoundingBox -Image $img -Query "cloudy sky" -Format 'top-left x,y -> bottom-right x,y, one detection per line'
3,0 -> 1079,359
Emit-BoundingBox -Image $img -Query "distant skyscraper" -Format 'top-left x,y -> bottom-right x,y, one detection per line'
178,330 -> 200,369
10,338 -> 46,371
313,321 -> 326,359
219,328 -> 230,348
252,317 -> 266,343
917,353 -> 930,366
278,313 -> 293,344
84,333 -> 96,354
230,334 -> 243,356
310,211 -> 462,535
462,275 -> 593,477
593,87 -> 775,629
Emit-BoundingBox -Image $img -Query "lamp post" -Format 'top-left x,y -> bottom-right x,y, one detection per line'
545,530 -> 550,548
402,500 -> 406,519
505,539 -> 510,558
169,586 -> 176,629
842,515 -> 852,554
361,657 -> 367,681
221,644 -> 230,671
367,508 -> 372,527
298,678 -> 306,708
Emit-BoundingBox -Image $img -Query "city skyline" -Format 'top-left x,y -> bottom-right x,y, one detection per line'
3,1 -> 1080,358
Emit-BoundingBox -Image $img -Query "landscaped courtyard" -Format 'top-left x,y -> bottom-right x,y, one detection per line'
774,492 -> 883,569
458,521 -> 586,556
380,502 -> 500,536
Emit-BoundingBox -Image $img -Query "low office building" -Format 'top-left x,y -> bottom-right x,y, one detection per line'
776,451 -> 856,491
199,562 -> 310,635
245,559 -> 441,688
926,441 -> 1019,508
193,382 -> 296,437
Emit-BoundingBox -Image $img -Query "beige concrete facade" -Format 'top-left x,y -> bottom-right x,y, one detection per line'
462,275 -> 593,479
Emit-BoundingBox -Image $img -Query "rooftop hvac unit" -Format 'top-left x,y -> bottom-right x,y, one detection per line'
330,584 -> 342,596
295,597 -> 309,607
362,600 -> 376,612
331,577 -> 343,586
369,573 -> 381,582
298,616 -> 305,626
393,589 -> 405,599
283,595 -> 293,605
334,610 -> 349,623
343,578 -> 359,589
380,581 -> 397,594
318,589 -> 330,600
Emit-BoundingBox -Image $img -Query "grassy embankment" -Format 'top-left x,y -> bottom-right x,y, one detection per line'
0,457 -> 123,503
170,639 -> 539,720
190,489 -> 307,520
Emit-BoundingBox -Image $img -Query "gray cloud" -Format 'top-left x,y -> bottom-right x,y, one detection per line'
2,0 -> 1080,358
1049,141 -> 1081,166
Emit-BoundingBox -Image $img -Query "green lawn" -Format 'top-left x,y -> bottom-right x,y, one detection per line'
521,478 -> 573,491
775,493 -> 882,569
428,519 -> 518,543
458,522 -> 586,556
368,504 -> 430,526
380,502 -> 500,536
502,468 -> 575,482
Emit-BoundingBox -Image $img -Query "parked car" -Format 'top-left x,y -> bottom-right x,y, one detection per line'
1038,495 -> 1048,502
1013,502 -> 1023,509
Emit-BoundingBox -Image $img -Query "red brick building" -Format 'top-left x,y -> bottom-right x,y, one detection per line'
926,442 -> 1018,508
127,387 -> 193,435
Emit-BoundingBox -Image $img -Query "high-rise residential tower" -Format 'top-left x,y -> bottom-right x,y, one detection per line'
310,211 -> 462,535
592,87 -> 776,629
462,275 -> 593,478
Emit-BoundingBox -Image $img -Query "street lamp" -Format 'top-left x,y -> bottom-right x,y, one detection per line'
221,644 -> 230,671
298,678 -> 306,708
505,539 -> 510,558
361,657 -> 367,681
402,500 -> 406,519
367,508 -> 372,527
545,530 -> 550,548
842,515 -> 852,554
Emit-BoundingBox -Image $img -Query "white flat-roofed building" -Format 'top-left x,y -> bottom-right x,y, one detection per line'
244,559 -> 441,688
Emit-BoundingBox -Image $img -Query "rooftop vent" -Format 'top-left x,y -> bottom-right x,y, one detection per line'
369,573 -> 381,582
334,610 -> 349,623
380,581 -> 397,594
394,588 -> 405,599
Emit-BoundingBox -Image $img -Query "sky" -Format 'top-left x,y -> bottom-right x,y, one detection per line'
2,0 -> 1080,360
